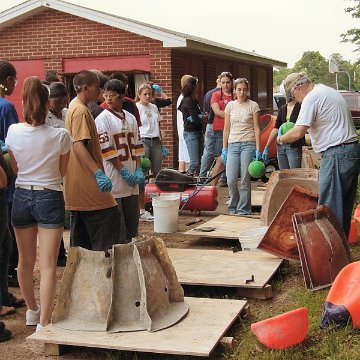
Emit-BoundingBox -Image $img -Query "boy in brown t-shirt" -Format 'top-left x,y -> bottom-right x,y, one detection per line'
64,70 -> 121,251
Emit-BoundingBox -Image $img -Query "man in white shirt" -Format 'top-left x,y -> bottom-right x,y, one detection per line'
279,72 -> 360,237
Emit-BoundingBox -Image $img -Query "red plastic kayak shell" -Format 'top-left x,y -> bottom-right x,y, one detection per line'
251,307 -> 309,349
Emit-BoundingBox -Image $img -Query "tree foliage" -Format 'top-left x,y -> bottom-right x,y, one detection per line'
292,51 -> 332,85
273,67 -> 292,89
273,51 -> 360,91
274,1 -> 360,90
341,0 -> 360,55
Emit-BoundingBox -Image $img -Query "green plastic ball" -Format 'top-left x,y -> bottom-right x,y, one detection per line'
279,122 -> 295,135
248,160 -> 266,178
140,157 -> 151,171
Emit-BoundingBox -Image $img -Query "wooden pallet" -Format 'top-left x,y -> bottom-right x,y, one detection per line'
168,248 -> 282,299
28,297 -> 247,357
185,214 -> 261,239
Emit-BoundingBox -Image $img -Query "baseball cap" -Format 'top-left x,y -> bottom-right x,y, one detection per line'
284,73 -> 307,92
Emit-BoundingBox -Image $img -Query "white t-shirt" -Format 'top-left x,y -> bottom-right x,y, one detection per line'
95,109 -> 144,198
176,94 -> 184,139
295,84 -> 358,153
5,123 -> 72,191
224,99 -> 260,143
45,108 -> 67,129
136,102 -> 161,138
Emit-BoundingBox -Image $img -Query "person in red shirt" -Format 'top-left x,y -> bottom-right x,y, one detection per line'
209,72 -> 234,186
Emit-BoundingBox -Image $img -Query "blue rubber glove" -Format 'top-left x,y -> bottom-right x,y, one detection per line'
161,144 -> 169,157
254,149 -> 262,161
221,148 -> 228,165
262,147 -> 269,163
152,84 -> 162,94
0,140 -> 7,154
119,167 -> 137,187
134,167 -> 145,184
94,169 -> 112,192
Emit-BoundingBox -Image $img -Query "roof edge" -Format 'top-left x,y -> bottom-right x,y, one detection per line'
0,0 -> 188,47
0,0 -> 286,66
186,40 -> 287,67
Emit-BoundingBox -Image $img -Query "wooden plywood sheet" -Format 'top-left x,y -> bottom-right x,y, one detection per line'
168,248 -> 282,289
185,214 -> 260,239
252,189 -> 265,207
28,297 -> 247,357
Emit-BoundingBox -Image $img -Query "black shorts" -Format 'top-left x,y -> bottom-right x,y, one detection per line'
70,205 -> 121,252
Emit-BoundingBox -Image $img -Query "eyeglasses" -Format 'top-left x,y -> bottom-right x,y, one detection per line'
103,92 -> 120,99
290,79 -> 307,96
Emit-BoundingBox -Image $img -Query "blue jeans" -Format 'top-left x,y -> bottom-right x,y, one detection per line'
226,141 -> 256,214
213,131 -> 223,157
12,188 -> 65,229
318,142 -> 360,237
184,130 -> 204,175
141,138 -> 163,178
277,144 -> 302,169
199,124 -> 214,177
0,191 -> 11,309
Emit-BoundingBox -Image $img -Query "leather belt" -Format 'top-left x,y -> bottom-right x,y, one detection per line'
17,185 -> 52,191
141,137 -> 160,140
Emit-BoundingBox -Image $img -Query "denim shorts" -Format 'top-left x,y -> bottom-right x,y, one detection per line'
12,188 -> 65,229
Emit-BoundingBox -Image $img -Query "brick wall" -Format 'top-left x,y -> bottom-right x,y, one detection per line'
0,9 -> 175,166
0,8 -> 274,169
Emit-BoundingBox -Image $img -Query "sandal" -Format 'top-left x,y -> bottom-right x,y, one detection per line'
0,306 -> 16,317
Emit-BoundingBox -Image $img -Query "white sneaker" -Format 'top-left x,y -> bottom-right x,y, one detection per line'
35,323 -> 44,332
139,210 -> 154,222
26,304 -> 40,326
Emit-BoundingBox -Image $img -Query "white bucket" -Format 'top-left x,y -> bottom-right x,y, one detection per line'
152,195 -> 180,233
238,227 -> 268,251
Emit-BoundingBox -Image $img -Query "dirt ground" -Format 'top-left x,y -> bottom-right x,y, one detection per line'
1,186 -> 245,360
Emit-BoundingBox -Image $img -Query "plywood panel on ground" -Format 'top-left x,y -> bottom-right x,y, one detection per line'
28,297 -> 247,357
168,248 -> 282,290
252,189 -> 265,207
185,214 -> 261,239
